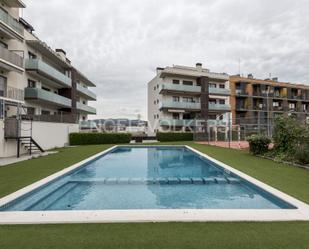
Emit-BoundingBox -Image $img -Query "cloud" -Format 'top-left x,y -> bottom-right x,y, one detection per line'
23,0 -> 309,119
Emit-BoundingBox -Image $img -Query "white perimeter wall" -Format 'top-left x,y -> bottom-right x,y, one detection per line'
0,121 -> 79,158
22,122 -> 79,151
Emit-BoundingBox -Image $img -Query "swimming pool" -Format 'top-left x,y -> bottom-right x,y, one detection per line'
0,146 -> 297,211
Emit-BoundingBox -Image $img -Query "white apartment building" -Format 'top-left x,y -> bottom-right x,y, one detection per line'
148,63 -> 231,136
0,1 -> 96,157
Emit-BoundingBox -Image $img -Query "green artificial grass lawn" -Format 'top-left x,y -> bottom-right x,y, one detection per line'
0,142 -> 309,249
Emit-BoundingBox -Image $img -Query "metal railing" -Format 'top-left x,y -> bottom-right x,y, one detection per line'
0,8 -> 24,36
21,114 -> 78,124
0,46 -> 24,68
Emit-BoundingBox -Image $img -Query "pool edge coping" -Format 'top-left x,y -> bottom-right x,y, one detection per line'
0,145 -> 308,224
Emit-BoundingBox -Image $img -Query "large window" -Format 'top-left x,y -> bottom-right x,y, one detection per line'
183,80 -> 193,86
173,79 -> 180,85
172,113 -> 180,120
172,96 -> 180,102
183,97 -> 194,103
0,76 -> 7,97
28,79 -> 36,88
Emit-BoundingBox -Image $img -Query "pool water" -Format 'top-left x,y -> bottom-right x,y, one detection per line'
0,147 -> 295,211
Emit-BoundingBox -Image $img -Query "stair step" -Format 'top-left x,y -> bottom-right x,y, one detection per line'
68,177 -> 241,185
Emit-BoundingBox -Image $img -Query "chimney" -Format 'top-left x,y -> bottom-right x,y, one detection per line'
156,67 -> 164,75
248,73 -> 254,79
56,48 -> 67,61
196,63 -> 203,71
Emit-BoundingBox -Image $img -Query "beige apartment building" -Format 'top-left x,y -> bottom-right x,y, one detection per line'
0,0 -> 96,157
148,63 -> 231,136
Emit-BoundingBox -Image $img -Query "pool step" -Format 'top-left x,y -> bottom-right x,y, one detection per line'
70,177 -> 241,185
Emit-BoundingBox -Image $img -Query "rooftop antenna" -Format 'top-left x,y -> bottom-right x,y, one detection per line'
238,59 -> 241,75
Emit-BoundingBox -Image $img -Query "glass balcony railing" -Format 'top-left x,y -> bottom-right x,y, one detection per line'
25,88 -> 72,108
160,101 -> 201,110
25,59 -> 71,87
77,102 -> 96,114
209,103 -> 231,111
76,84 -> 96,100
159,119 -> 228,127
160,84 -> 201,94
0,8 -> 24,36
209,87 -> 230,95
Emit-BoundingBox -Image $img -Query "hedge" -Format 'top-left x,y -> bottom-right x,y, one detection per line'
69,133 -> 132,145
247,134 -> 271,155
157,132 -> 193,142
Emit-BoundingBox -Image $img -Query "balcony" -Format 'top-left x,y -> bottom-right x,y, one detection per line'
0,45 -> 24,72
25,88 -> 72,108
209,103 -> 231,111
235,89 -> 248,96
77,102 -> 96,114
0,7 -> 24,39
76,84 -> 96,100
0,86 -> 24,102
159,101 -> 201,111
25,59 -> 71,88
209,87 -> 230,95
160,84 -> 201,95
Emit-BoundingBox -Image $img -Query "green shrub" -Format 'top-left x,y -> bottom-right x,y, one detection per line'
273,116 -> 302,155
69,133 -> 132,145
247,134 -> 271,155
156,132 -> 193,142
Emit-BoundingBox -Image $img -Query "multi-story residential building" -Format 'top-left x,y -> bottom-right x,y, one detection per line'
0,1 -> 96,157
148,63 -> 231,136
230,75 -> 309,128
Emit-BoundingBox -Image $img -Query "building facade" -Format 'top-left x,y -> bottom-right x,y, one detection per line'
230,75 -> 309,129
148,63 -> 231,136
0,1 -> 96,157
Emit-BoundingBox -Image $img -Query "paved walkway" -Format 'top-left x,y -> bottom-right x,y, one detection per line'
0,151 -> 58,167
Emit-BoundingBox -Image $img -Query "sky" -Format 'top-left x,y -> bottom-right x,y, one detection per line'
22,0 -> 309,120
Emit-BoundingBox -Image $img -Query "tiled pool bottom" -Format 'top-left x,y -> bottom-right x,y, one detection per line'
0,146 -> 296,211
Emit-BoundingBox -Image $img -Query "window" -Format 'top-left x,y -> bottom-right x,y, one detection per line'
157,114 -> 159,119
173,96 -> 180,102
219,99 -> 225,105
183,97 -> 194,103
0,76 -> 7,97
154,100 -> 156,105
42,87 -> 51,92
157,99 -> 159,104
183,80 -> 193,86
154,86 -> 156,90
209,83 -> 216,88
27,107 -> 35,115
219,84 -> 225,89
83,101 -> 86,105
209,99 -> 216,104
0,41 -> 8,49
273,102 -> 279,107
28,52 -> 37,59
173,79 -> 180,84
41,110 -> 50,115
172,113 -> 180,120
28,79 -> 36,88
209,115 -> 217,120
154,115 -> 156,119
289,103 -> 296,109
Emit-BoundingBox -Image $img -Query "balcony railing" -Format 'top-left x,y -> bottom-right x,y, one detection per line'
76,84 -> 96,100
0,7 -> 24,36
0,86 -> 24,102
25,88 -> 72,107
160,101 -> 201,110
77,102 -> 96,114
209,103 -> 231,111
21,114 -> 78,124
25,59 -> 71,87
236,89 -> 248,96
0,46 -> 24,71
160,84 -> 201,94
209,87 -> 230,95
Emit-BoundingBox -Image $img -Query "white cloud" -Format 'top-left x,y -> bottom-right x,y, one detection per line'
23,0 -> 309,119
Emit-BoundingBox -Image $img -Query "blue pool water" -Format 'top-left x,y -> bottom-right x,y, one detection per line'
0,147 -> 295,211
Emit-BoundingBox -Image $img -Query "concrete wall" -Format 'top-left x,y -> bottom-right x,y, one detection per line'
21,121 -> 79,150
